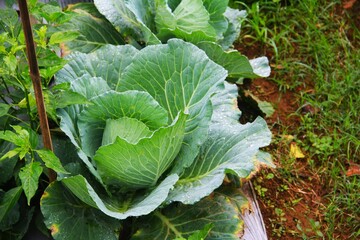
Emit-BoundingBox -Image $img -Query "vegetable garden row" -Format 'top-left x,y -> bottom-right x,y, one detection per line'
0,0 -> 272,239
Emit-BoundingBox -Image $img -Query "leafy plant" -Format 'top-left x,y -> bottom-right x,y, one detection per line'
0,1 -> 273,239
57,0 -> 270,81
38,39 -> 272,239
0,1 -> 89,238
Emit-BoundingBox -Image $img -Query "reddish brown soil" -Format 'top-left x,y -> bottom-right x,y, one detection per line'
242,78 -> 325,239
234,42 -> 325,238
234,2 -> 359,238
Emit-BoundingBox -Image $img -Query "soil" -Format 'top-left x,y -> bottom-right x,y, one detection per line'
239,78 -> 326,239
234,45 -> 324,239
234,1 -> 359,239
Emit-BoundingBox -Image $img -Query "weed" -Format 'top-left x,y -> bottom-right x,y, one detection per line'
254,181 -> 268,198
240,0 -> 360,238
296,218 -> 324,239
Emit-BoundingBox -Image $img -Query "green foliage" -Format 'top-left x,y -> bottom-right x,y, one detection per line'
39,39 -> 271,238
132,189 -> 245,239
0,126 -> 33,160
0,187 -> 22,224
58,3 -> 126,53
58,0 -> 270,83
19,161 -> 43,205
197,41 -> 270,80
0,1 -> 83,237
0,0 -> 273,239
0,125 -> 67,207
240,0 -> 360,238
155,0 -> 219,43
35,149 -> 69,174
0,1 -> 83,129
41,181 -> 121,240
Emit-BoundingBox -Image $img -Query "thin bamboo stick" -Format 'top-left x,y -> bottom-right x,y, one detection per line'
18,0 -> 56,182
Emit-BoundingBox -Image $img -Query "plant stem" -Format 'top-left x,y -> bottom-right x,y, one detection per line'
5,114 -> 31,127
18,0 -> 56,182
15,76 -> 36,130
1,76 -> 11,94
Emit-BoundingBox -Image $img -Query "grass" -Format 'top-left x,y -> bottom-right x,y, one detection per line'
236,0 -> 360,238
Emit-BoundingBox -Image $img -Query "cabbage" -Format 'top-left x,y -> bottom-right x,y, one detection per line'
41,39 -> 271,239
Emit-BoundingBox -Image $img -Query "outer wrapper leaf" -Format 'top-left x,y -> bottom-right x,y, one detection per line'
131,189 -> 246,240
203,0 -> 229,39
155,0 -> 217,43
249,57 -> 271,78
118,39 -> 227,173
41,181 -> 120,240
56,44 -> 139,89
52,90 -> 90,109
57,106 -> 102,182
59,174 -> 179,220
69,75 -> 111,99
167,83 -> 272,204
198,41 -> 270,79
59,3 -> 125,54
94,0 -> 160,44
219,7 -> 247,49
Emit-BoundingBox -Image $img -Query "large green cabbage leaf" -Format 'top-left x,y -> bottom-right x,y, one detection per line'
203,0 -> 229,39
44,39 -> 272,239
94,0 -> 160,44
167,82 -> 272,204
62,174 -> 179,219
155,0 -> 217,43
198,41 -> 271,80
132,187 -> 248,239
56,44 -> 138,89
218,7 -> 247,49
41,182 -> 120,240
52,39 -> 228,219
90,0 -> 244,48
58,1 -> 268,82
58,3 -> 126,54
117,39 -> 227,173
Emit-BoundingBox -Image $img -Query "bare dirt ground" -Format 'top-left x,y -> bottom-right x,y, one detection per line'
234,1 -> 359,238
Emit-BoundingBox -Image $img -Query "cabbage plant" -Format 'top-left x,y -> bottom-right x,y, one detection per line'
40,39 -> 271,239
58,0 -> 270,81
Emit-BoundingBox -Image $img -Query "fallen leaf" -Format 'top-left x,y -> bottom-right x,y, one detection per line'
343,0 -> 357,9
282,135 -> 295,142
346,162 -> 360,176
289,142 -> 305,159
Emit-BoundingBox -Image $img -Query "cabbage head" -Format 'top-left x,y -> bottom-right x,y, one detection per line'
40,39 -> 272,240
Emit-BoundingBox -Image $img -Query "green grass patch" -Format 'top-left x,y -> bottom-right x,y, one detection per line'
237,0 -> 360,238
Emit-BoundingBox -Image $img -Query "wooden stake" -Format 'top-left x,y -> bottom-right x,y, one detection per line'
18,0 -> 56,182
